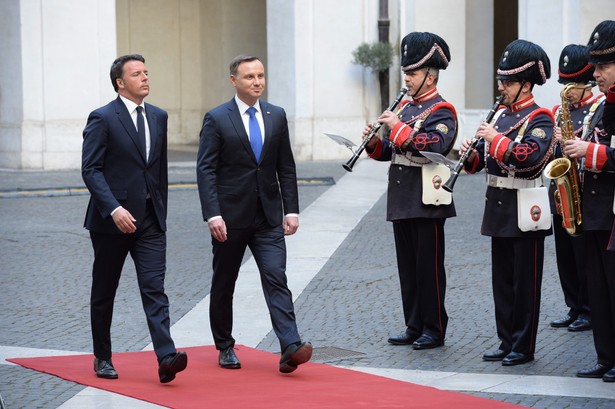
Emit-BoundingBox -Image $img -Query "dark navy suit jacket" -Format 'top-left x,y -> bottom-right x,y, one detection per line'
82,96 -> 168,234
196,98 -> 299,228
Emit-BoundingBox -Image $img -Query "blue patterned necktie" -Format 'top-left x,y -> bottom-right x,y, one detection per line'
247,106 -> 262,161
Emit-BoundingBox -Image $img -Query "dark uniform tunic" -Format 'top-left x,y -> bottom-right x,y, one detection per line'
548,93 -> 599,322
367,88 -> 456,342
578,90 -> 615,369
465,95 -> 554,355
602,87 -> 615,252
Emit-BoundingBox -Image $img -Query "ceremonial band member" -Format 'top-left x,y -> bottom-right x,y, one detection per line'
461,40 -> 554,366
548,44 -> 596,333
562,20 -> 615,383
364,32 -> 457,350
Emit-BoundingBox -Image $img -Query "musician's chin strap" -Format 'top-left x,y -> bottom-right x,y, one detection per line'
413,68 -> 431,99
510,80 -> 526,106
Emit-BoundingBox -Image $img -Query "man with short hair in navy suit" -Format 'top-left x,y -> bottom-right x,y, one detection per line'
197,54 -> 312,373
82,54 -> 187,383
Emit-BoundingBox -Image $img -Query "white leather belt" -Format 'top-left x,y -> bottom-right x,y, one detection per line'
391,153 -> 430,167
486,174 -> 543,189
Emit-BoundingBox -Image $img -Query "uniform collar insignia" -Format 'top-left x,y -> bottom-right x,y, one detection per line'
510,95 -> 535,112
412,88 -> 438,103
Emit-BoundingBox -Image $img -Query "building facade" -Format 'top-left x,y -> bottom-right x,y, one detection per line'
0,0 -> 610,169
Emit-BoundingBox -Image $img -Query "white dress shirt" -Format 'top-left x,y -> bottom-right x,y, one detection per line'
119,94 -> 151,161
206,96 -> 298,222
111,95 -> 151,216
234,95 -> 265,145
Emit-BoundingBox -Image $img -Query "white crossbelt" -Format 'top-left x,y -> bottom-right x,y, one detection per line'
486,174 -> 543,189
391,153 -> 430,167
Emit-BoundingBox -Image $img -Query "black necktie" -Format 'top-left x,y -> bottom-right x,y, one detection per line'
136,106 -> 147,160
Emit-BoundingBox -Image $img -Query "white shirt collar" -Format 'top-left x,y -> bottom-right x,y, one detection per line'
235,95 -> 260,115
119,94 -> 144,114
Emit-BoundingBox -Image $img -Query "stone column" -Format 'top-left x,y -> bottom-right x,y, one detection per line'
0,0 -> 117,169
267,0 -> 383,161
519,0 -> 613,110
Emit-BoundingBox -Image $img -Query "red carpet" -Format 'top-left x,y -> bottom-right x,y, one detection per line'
9,345 -> 524,409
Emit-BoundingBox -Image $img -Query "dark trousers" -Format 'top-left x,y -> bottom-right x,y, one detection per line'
491,236 -> 543,354
209,203 -> 300,352
89,201 -> 175,362
392,218 -> 448,341
552,213 -> 590,318
584,230 -> 615,367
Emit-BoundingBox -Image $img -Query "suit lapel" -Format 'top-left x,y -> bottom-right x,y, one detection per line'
228,100 -> 255,160
260,101 -> 272,160
145,103 -> 157,164
114,97 -> 147,162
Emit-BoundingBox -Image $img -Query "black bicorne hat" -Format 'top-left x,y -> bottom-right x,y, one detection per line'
558,44 -> 594,84
496,39 -> 551,85
400,32 -> 450,72
587,20 -> 615,65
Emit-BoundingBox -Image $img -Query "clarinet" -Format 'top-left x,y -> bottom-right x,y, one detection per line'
442,96 -> 503,192
343,88 -> 408,172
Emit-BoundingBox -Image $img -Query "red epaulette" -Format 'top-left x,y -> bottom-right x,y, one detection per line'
398,99 -> 411,110
528,107 -> 555,123
429,101 -> 458,120
605,85 -> 615,104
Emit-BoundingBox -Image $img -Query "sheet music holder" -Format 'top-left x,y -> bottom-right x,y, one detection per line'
324,133 -> 356,150
419,151 -> 457,169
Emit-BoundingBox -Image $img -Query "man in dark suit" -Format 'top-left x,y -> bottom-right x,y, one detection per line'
82,54 -> 187,383
197,54 -> 312,373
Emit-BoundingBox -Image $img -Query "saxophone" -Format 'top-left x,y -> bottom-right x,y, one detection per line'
543,82 -> 587,236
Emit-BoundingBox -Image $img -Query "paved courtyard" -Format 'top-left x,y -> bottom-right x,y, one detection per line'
0,148 -> 613,408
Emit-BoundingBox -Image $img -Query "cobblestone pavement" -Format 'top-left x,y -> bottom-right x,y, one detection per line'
0,150 -> 613,408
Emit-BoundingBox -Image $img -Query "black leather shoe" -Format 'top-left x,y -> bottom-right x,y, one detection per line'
388,332 -> 418,345
158,351 -> 187,383
483,349 -> 509,361
502,352 -> 534,366
603,367 -> 615,382
550,314 -> 576,328
94,358 -> 118,379
412,334 -> 444,350
219,346 -> 241,369
577,363 -> 610,378
279,342 -> 313,373
568,316 -> 591,332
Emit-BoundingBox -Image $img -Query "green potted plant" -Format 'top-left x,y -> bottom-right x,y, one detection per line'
352,41 -> 394,112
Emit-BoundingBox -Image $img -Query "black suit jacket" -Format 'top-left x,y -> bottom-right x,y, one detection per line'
82,97 -> 168,234
197,98 -> 299,228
